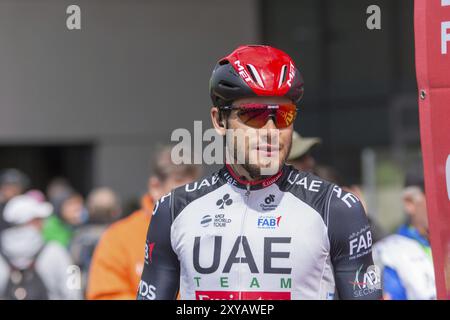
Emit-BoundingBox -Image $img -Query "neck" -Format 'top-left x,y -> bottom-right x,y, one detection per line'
227,163 -> 256,181
412,222 -> 429,240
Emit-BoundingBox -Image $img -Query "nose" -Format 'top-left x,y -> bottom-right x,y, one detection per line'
263,116 -> 277,130
260,117 -> 279,145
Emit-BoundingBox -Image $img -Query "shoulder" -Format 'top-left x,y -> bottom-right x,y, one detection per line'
373,234 -> 423,264
103,210 -> 147,239
374,234 -> 420,252
38,241 -> 72,265
161,170 -> 226,221
278,166 -> 337,222
120,210 -> 149,228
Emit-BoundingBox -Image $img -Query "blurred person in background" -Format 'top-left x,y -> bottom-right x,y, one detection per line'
26,189 -> 46,203
70,187 -> 122,294
46,177 -> 73,207
372,167 -> 436,300
0,195 -> 81,300
87,145 -> 202,300
0,169 -> 30,233
286,131 -> 321,172
42,189 -> 87,248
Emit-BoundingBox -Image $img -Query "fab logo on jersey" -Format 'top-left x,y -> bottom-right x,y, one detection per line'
348,225 -> 372,260
257,215 -> 282,229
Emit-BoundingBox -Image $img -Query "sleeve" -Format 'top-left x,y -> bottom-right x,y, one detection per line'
137,192 -> 180,300
327,187 -> 382,300
86,227 -> 135,300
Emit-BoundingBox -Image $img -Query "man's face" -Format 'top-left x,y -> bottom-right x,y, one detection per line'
61,195 -> 85,226
403,187 -> 429,233
222,96 -> 294,177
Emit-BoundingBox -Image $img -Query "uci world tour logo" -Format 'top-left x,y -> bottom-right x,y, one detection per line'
200,213 -> 232,228
201,215 -> 212,227
216,194 -> 233,209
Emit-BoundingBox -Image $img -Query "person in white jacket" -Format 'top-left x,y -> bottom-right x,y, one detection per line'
372,170 -> 436,300
0,194 -> 81,300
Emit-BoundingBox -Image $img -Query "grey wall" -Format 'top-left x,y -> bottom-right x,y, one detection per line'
0,0 -> 260,201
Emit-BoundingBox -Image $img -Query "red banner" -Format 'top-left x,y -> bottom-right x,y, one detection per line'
415,0 -> 450,299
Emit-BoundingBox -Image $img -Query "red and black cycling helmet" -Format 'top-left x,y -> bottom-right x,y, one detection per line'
209,45 -> 304,107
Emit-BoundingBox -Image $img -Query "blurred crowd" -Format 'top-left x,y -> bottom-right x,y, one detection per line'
0,135 -> 435,300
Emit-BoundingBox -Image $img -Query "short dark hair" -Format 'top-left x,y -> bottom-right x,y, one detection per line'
218,107 -> 232,127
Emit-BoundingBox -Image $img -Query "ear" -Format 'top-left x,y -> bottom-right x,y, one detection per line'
211,107 -> 227,136
403,194 -> 416,216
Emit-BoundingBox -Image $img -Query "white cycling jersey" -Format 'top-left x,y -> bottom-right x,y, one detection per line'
373,234 -> 436,300
137,164 -> 381,300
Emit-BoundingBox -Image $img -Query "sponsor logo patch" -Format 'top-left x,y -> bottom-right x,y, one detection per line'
257,215 -> 282,229
216,194 -> 233,209
350,264 -> 381,298
260,194 -> 278,211
138,280 -> 156,300
200,215 -> 213,227
348,225 -> 372,260
195,291 -> 291,300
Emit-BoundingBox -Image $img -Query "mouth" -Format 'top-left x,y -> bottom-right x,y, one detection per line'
255,145 -> 280,157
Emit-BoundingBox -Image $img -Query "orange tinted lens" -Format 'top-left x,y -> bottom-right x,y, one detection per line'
237,107 -> 272,128
237,103 -> 297,128
275,104 -> 297,128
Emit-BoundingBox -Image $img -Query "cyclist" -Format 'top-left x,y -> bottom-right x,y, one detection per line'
137,45 -> 382,300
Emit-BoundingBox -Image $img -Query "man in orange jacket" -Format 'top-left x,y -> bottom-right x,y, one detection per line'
86,146 -> 202,299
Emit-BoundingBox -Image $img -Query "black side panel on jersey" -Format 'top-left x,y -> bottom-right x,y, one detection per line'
137,193 -> 179,300
327,190 -> 382,300
277,165 -> 381,300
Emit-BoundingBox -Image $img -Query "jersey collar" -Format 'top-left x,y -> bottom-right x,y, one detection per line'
220,163 -> 286,190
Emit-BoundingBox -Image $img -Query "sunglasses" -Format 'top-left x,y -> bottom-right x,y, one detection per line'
221,103 -> 298,129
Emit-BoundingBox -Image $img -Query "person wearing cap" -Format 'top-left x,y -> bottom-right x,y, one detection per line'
0,169 -> 30,233
287,131 -> 321,172
372,167 -> 436,300
0,195 -> 81,300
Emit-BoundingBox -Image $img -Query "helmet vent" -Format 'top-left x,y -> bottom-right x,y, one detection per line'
246,64 -> 264,87
218,81 -> 237,89
219,59 -> 230,66
278,65 -> 288,88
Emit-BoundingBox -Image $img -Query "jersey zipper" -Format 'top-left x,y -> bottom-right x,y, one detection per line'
238,184 -> 251,300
